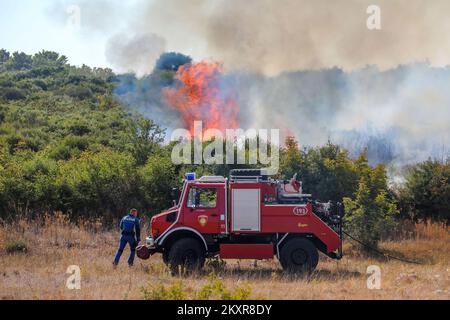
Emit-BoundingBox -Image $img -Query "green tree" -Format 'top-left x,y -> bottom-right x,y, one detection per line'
55,150 -> 141,219
280,139 -> 359,202
279,136 -> 302,179
343,156 -> 398,247
127,118 -> 165,166
139,153 -> 178,214
0,49 -> 10,71
32,50 -> 68,68
154,52 -> 192,72
397,160 -> 450,223
8,52 -> 32,71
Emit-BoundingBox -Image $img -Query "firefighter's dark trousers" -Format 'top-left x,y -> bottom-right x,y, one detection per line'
113,235 -> 137,266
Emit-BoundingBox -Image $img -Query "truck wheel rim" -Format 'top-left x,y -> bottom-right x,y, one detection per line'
291,249 -> 307,265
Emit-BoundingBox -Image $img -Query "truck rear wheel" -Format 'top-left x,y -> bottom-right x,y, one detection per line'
279,238 -> 319,274
162,250 -> 169,264
167,238 -> 205,275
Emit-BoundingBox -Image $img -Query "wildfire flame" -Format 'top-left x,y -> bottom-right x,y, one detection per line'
164,61 -> 239,138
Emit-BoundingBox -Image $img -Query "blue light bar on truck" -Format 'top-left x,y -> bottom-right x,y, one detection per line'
185,172 -> 196,181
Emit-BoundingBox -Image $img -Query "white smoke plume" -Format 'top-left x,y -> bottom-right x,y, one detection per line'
49,0 -> 450,75
105,33 -> 166,77
132,0 -> 450,75
47,0 -> 450,169
231,64 -> 450,167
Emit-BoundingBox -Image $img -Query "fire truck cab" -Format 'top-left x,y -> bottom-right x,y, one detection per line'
137,169 -> 343,274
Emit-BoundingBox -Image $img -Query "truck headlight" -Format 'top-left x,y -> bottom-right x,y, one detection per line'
145,237 -> 155,248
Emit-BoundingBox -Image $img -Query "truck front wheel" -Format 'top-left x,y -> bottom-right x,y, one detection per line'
279,238 -> 319,274
167,238 -> 205,275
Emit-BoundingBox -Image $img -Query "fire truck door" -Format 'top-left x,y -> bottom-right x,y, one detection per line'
184,185 -> 225,234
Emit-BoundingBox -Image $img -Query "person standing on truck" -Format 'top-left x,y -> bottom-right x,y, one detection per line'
113,208 -> 141,267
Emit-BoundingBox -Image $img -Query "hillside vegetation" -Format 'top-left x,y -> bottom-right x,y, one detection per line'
0,50 -> 171,219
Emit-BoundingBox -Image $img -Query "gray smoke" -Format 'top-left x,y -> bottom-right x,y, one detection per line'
49,0 -> 450,74
47,0 -> 450,170
232,63 -> 450,167
132,0 -> 450,75
105,33 -> 166,77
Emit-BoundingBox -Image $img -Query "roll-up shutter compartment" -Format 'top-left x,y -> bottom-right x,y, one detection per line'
231,188 -> 260,231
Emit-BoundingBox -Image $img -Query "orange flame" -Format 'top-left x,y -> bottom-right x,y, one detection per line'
164,61 -> 239,138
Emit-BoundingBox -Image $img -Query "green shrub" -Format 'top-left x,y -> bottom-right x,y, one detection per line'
68,123 -> 90,136
141,274 -> 259,300
141,281 -> 187,300
343,156 -> 398,248
1,87 -> 26,100
63,85 -> 93,100
205,257 -> 227,271
396,160 -> 450,223
195,274 -> 252,300
5,240 -> 28,254
49,136 -> 90,160
280,139 -> 359,202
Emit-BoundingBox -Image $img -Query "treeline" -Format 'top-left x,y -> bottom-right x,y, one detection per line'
396,160 -> 450,222
280,137 -> 448,222
0,49 -> 448,237
0,49 -> 169,219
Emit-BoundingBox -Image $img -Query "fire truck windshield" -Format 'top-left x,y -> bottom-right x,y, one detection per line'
187,187 -> 217,208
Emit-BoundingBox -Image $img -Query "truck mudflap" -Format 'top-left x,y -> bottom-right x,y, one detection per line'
327,251 -> 343,260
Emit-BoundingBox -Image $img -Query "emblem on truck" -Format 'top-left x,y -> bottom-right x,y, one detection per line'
198,215 -> 208,227
293,206 -> 308,216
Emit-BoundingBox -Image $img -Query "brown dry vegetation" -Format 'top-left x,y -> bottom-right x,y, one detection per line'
0,214 -> 448,300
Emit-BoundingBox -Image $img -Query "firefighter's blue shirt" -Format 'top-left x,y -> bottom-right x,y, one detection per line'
120,214 -> 141,242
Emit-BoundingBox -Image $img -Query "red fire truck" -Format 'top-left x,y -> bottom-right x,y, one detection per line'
137,169 -> 343,274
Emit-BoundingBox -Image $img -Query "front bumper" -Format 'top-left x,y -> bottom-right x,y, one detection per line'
136,237 -> 157,260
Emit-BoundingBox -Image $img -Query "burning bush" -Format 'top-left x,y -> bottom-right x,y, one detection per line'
163,61 -> 239,136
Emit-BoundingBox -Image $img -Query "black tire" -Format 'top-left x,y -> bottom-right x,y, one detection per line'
167,238 -> 205,275
279,238 -> 319,274
162,250 -> 169,264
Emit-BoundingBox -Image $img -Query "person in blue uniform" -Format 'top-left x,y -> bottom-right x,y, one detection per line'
113,208 -> 141,267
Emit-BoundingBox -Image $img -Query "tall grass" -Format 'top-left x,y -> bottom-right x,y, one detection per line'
0,213 -> 448,300
0,212 -> 152,253
414,220 -> 449,240
381,219 -> 449,241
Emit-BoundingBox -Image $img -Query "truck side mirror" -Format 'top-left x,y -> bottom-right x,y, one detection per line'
171,187 -> 181,205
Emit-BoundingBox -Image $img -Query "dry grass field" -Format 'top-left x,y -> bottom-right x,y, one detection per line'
0,214 -> 448,300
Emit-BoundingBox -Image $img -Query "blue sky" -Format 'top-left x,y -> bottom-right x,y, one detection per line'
0,0 -> 119,68
0,0 -> 205,71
